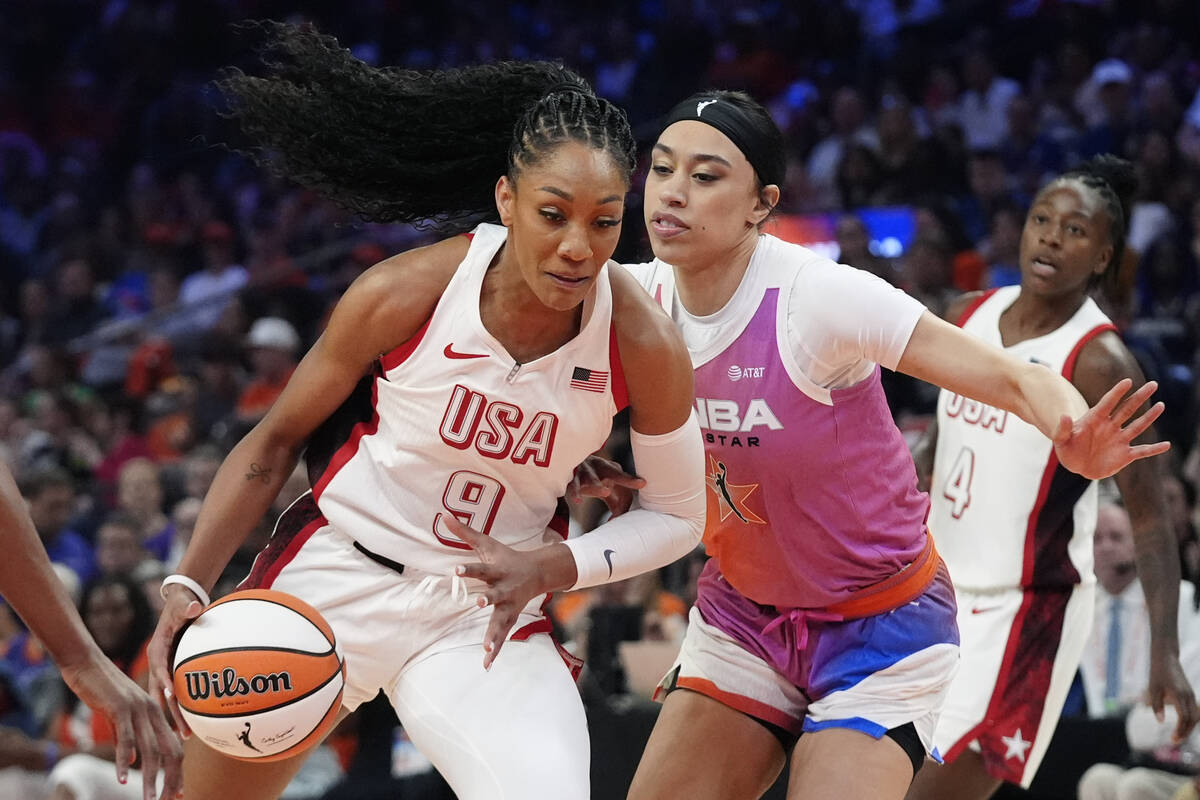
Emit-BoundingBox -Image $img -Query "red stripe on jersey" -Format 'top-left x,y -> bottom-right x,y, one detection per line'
463,232 -> 475,242
380,313 -> 434,372
956,289 -> 999,327
1062,323 -> 1117,381
549,498 -> 570,540
942,587 -> 1072,783
312,376 -> 380,503
239,494 -> 328,591
608,324 -> 629,411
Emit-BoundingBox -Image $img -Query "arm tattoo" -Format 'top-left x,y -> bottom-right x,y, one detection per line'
246,463 -> 273,484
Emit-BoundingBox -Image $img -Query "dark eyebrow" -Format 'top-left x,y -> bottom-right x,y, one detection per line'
652,143 -> 733,168
538,187 -> 623,206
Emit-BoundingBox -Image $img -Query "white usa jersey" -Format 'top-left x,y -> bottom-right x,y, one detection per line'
929,285 -> 1116,591
305,223 -> 627,575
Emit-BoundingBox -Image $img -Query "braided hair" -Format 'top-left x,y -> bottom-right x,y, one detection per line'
217,22 -> 636,231
1055,154 -> 1138,298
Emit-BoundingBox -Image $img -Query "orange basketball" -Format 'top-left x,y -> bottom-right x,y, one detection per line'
172,589 -> 345,762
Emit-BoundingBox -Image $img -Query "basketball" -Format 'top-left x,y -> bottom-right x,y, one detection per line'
172,589 -> 345,762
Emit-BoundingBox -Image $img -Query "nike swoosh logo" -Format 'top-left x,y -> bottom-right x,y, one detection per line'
603,549 -> 616,577
444,343 -> 488,360
971,605 -> 1003,615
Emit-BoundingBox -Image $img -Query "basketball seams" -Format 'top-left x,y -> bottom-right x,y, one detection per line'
205,591 -> 337,647
174,644 -> 336,670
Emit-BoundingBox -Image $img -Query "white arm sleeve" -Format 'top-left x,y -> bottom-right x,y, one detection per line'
564,410 -> 706,589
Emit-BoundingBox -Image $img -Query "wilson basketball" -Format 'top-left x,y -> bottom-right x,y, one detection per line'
172,589 -> 345,762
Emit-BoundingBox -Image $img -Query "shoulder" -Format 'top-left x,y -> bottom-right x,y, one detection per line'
608,264 -> 686,362
328,234 -> 469,356
1072,327 -> 1142,403
944,290 -> 989,325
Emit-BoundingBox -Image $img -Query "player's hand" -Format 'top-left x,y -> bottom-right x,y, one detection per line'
1148,651 -> 1198,745
447,517 -> 562,670
147,586 -> 205,740
566,455 -> 644,517
60,649 -> 183,800
1052,379 -> 1170,480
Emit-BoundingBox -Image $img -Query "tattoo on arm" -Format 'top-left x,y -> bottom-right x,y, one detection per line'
246,463 -> 272,484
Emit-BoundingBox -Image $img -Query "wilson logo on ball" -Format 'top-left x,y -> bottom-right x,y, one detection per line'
183,668 -> 295,701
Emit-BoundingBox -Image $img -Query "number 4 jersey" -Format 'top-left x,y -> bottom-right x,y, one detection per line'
304,223 -> 627,575
928,285 -> 1116,591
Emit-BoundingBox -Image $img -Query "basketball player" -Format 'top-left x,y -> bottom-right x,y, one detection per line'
145,24 -> 704,800
619,92 -> 1173,800
905,156 -> 1196,800
0,461 -> 182,800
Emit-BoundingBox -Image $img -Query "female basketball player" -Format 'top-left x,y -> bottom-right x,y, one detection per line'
904,156 -> 1195,799
618,93 -> 1181,800
145,25 -> 704,800
0,462 -> 181,800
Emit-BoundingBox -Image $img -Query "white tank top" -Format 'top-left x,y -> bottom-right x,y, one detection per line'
929,285 -> 1116,591
306,223 -> 627,574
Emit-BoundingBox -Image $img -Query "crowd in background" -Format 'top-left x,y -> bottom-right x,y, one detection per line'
0,1 -> 1199,797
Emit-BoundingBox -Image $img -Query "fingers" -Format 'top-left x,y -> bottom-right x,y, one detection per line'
443,516 -> 486,549
455,562 -> 490,582
132,712 -> 160,800
152,704 -> 184,800
481,605 -> 519,670
1174,688 -> 1199,744
114,712 -> 134,786
1110,380 -> 1159,425
1120,401 -> 1165,442
1128,441 -> 1172,462
1090,377 -> 1134,419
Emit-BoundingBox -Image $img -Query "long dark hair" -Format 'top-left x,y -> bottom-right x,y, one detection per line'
1057,154 -> 1138,301
217,22 -> 637,232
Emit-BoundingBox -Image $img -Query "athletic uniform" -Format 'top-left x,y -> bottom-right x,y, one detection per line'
625,233 -> 960,760
240,223 -> 629,799
929,285 -> 1115,786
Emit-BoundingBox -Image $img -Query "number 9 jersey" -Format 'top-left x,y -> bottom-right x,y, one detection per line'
304,223 -> 627,575
928,285 -> 1116,592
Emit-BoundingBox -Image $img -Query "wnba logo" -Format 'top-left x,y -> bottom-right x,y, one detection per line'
727,365 -> 743,381
184,668 -> 294,701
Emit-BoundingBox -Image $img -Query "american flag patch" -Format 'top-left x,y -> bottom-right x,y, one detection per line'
570,366 -> 608,393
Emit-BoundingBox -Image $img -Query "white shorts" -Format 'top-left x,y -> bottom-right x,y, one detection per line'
240,494 -> 589,800
932,582 -> 1094,787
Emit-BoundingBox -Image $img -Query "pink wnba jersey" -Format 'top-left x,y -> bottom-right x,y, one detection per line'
631,238 -> 929,610
304,223 -> 627,575
929,285 -> 1116,591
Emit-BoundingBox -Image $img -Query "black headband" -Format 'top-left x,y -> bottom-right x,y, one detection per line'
661,96 -> 785,187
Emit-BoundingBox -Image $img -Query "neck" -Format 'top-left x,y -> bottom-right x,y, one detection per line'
482,247 -> 582,363
672,232 -> 760,316
1003,286 -> 1088,338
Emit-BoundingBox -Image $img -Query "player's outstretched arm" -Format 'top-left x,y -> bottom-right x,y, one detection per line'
897,310 -> 1168,480
0,462 -> 183,800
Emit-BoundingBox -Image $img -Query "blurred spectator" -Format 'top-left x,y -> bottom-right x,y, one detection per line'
113,458 -> 171,564
806,88 -> 880,211
955,46 -> 1021,151
981,202 -> 1026,288
19,468 -> 93,584
1079,59 -> 1138,160
93,513 -> 149,578
236,317 -> 301,426
834,213 -> 897,284
177,220 -> 248,333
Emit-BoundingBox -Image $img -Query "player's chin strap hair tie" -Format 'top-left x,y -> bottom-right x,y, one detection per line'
661,95 -> 786,188
160,574 -> 211,608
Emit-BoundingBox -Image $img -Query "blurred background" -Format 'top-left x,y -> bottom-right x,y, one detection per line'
0,1 -> 1197,798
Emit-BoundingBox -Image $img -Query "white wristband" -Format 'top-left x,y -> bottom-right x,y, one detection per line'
160,574 -> 211,608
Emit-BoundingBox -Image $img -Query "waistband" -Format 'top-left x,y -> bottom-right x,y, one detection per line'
353,539 -> 406,575
822,533 -> 940,620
